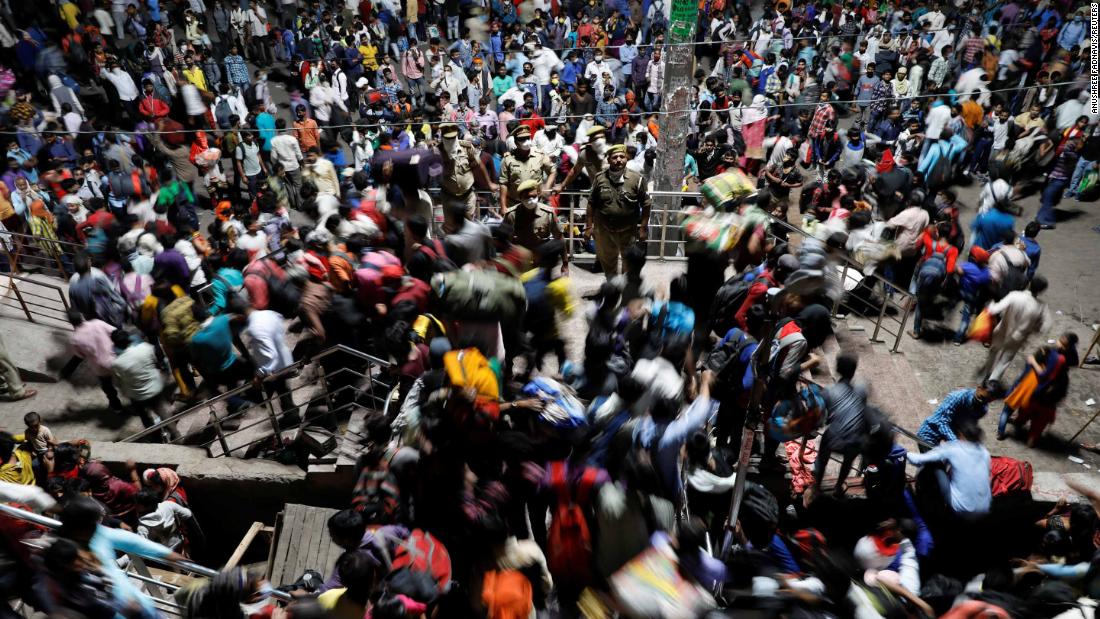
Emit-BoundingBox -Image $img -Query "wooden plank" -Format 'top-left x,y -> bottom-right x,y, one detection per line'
317,508 -> 340,576
273,504 -> 303,586
284,504 -> 309,583
303,508 -> 325,575
225,522 -> 265,570
264,511 -> 283,581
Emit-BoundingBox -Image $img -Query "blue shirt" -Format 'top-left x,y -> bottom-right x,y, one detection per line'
908,440 -> 992,515
917,388 -> 988,445
718,327 -> 758,392
958,261 -> 992,300
561,60 -> 582,87
970,208 -> 1015,250
90,525 -> 173,618
189,314 -> 238,373
634,396 -> 717,498
255,112 -> 276,151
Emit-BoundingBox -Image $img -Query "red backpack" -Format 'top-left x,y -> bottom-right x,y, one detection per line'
386,529 -> 452,603
546,462 -> 599,587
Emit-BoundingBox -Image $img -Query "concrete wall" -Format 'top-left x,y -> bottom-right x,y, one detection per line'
95,442 -> 351,569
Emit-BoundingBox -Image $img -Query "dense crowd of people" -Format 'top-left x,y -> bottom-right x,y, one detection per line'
0,0 -> 1099,616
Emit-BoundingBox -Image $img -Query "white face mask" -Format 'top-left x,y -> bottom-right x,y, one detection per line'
592,137 -> 608,155
516,140 -> 531,152
524,197 -> 538,209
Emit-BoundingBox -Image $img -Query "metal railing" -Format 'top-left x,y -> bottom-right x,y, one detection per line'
0,273 -> 72,328
441,187 -> 698,262
0,502 -> 293,613
766,217 -> 915,353
122,345 -> 392,460
0,230 -> 81,279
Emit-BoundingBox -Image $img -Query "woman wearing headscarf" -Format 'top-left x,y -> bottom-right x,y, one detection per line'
143,467 -> 189,506
81,461 -> 141,523
892,66 -> 911,113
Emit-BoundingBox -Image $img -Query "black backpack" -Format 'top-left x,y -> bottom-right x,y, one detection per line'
705,328 -> 757,386
707,275 -> 753,336
215,97 -> 233,129
266,274 -> 301,317
417,239 -> 457,274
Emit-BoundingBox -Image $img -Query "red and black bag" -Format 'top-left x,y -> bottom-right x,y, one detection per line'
546,462 -> 599,588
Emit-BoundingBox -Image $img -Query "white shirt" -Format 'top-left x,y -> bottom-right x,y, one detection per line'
174,238 -> 208,287
533,129 -> 565,158
137,501 -> 192,550
248,5 -> 267,37
104,69 -> 139,101
924,104 -> 952,140
991,118 -> 1012,151
112,342 -> 164,401
269,134 -> 303,172
180,83 -> 206,116
246,309 -> 293,375
529,49 -> 563,86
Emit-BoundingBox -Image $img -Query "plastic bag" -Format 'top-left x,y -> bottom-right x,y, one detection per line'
610,533 -> 716,619
522,377 -> 586,429
1078,170 -> 1099,199
966,308 -> 997,344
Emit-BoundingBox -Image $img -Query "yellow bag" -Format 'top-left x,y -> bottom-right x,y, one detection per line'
967,308 -> 997,344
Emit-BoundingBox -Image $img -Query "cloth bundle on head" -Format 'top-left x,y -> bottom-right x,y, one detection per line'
298,251 -> 328,281
876,149 -> 896,174
854,533 -> 900,571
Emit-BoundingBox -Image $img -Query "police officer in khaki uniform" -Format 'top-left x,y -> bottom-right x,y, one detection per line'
438,122 -> 497,219
499,125 -> 555,214
586,144 -> 652,278
503,179 -> 568,271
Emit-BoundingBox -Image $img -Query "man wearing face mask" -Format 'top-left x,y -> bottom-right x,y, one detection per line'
585,50 -> 613,85
533,120 -> 566,159
498,125 -> 555,216
503,179 -> 566,264
587,144 -> 652,278
437,123 -> 498,219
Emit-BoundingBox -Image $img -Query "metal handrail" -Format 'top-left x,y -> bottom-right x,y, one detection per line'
194,366 -> 382,458
0,503 -> 292,601
1,273 -> 73,328
121,344 -> 391,443
766,216 -> 915,352
0,230 -> 82,279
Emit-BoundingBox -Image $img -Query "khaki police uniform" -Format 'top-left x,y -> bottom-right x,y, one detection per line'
499,151 -> 553,207
588,168 -> 651,277
439,139 -> 481,218
503,201 -> 562,251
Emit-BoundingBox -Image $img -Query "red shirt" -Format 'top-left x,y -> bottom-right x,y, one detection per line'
918,234 -> 959,274
735,270 -> 779,331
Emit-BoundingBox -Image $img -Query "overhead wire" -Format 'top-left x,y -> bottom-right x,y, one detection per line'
18,79 -> 1077,136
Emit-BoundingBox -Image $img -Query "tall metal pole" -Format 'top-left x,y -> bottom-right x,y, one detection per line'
650,0 -> 697,258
